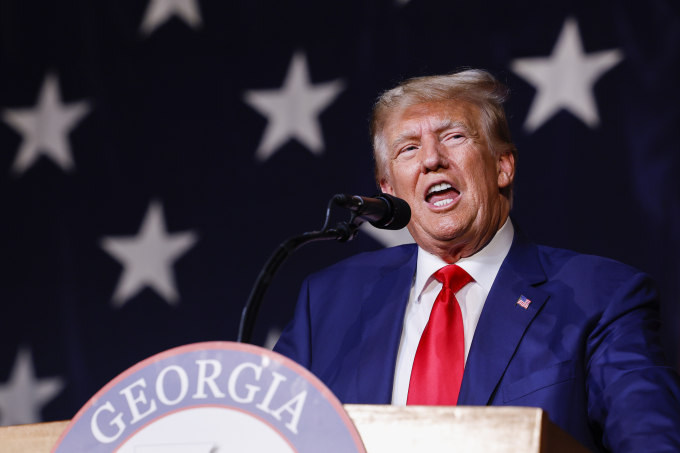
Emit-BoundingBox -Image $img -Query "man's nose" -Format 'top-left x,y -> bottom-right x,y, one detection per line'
420,137 -> 448,172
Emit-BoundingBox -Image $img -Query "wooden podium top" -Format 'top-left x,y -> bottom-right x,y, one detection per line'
0,420 -> 69,453
344,405 -> 589,453
0,406 -> 589,453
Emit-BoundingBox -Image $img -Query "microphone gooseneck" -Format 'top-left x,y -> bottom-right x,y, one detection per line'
238,192 -> 411,344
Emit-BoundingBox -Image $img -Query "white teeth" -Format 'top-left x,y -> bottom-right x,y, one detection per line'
434,199 -> 453,207
427,182 -> 453,195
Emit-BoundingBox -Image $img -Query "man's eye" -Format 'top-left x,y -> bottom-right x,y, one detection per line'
396,145 -> 417,156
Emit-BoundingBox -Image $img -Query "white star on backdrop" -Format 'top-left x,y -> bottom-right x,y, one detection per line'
140,0 -> 202,35
243,51 -> 345,162
2,73 -> 91,175
264,327 -> 282,350
101,200 -> 198,308
0,347 -> 64,426
361,223 -> 414,249
510,17 -> 624,133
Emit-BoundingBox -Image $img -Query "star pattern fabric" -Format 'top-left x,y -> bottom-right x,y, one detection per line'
243,51 -> 345,162
510,17 -> 624,132
0,0 -> 678,429
140,0 -> 202,35
361,223 -> 415,248
2,73 -> 90,175
0,347 -> 64,426
264,327 -> 282,351
101,200 -> 198,307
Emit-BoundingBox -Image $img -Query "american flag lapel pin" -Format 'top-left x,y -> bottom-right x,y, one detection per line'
516,295 -> 532,309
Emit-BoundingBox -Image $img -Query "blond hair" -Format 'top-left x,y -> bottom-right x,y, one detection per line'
370,69 -> 517,199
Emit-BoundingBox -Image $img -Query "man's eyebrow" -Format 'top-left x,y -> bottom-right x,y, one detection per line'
389,120 -> 470,148
390,129 -> 420,148
439,119 -> 471,133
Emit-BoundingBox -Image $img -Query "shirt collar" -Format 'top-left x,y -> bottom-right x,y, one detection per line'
414,217 -> 514,301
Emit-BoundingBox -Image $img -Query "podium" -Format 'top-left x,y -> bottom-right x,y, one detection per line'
344,405 -> 590,453
0,406 -> 589,453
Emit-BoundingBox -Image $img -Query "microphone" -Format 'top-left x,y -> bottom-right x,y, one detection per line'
335,193 -> 411,230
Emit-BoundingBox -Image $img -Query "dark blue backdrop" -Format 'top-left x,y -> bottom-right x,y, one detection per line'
0,0 -> 678,425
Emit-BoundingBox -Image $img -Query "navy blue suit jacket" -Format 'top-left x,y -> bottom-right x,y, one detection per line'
274,225 -> 680,452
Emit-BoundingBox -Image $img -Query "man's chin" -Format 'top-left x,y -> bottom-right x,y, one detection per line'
409,222 -> 469,248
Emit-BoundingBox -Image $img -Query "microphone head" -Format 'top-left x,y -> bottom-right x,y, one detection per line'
370,193 -> 411,230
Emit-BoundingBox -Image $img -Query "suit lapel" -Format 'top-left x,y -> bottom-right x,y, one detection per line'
356,245 -> 417,404
458,223 -> 549,406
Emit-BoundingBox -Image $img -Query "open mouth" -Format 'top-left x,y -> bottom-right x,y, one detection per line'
426,182 -> 460,208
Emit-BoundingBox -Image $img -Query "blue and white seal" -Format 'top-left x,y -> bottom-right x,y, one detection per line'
51,342 -> 366,453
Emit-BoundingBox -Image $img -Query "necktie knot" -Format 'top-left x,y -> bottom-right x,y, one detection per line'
433,264 -> 473,294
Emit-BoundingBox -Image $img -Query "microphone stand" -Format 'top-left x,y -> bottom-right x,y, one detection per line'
237,195 -> 362,344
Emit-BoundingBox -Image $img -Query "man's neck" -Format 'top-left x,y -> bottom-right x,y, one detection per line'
424,212 -> 510,264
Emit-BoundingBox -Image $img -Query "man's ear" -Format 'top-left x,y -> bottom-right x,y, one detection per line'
380,177 -> 395,195
497,150 -> 515,189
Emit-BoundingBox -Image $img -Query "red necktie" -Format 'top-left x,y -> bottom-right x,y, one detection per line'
407,264 -> 473,405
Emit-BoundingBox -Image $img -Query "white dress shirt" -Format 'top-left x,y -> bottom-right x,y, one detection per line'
391,218 -> 514,405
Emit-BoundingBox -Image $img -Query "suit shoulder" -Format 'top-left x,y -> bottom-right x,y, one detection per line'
535,244 -> 652,289
531,244 -> 660,330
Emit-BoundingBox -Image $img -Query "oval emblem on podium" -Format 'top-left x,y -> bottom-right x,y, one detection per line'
51,342 -> 366,453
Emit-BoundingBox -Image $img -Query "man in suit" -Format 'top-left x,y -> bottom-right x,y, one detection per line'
274,69 -> 680,452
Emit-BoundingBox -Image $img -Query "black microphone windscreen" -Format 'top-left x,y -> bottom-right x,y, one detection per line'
369,193 -> 411,230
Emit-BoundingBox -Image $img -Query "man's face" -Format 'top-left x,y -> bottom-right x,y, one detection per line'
379,100 -> 514,260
